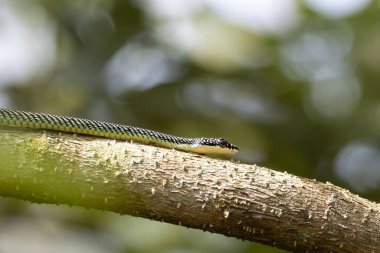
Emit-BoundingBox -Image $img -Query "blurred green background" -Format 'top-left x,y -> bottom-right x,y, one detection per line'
0,0 -> 379,252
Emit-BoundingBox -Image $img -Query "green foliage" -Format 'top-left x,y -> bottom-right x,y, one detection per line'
0,0 -> 379,252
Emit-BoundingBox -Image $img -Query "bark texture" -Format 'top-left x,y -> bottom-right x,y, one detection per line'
0,127 -> 379,253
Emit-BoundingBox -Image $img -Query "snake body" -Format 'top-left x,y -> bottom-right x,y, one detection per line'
0,108 -> 238,155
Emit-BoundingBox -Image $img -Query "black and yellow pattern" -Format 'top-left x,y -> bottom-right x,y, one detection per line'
0,108 -> 238,155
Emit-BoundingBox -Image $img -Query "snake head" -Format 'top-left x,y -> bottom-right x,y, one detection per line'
216,138 -> 239,150
192,137 -> 239,155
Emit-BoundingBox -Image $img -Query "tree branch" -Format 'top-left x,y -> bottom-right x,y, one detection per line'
0,127 -> 379,252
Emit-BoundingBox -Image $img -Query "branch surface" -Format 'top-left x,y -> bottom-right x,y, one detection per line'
0,127 -> 379,253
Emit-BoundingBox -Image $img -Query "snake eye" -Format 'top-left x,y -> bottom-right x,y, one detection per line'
217,138 -> 228,147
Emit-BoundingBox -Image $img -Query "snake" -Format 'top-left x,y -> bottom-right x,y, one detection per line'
0,108 -> 238,155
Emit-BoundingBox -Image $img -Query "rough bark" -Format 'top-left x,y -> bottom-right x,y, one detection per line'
0,127 -> 379,253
